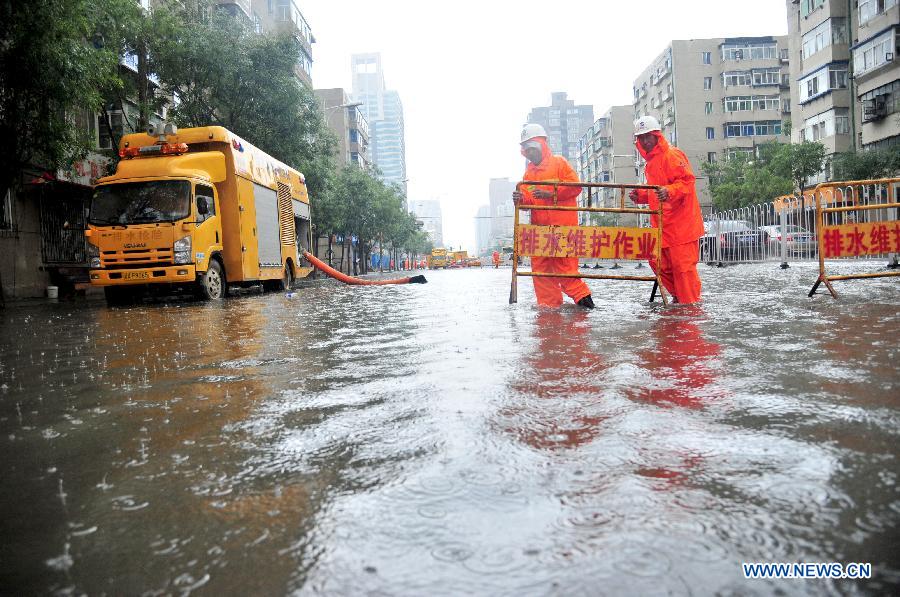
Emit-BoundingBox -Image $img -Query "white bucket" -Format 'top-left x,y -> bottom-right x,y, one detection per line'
47,286 -> 58,299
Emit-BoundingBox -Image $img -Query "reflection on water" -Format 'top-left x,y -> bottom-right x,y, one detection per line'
0,262 -> 898,595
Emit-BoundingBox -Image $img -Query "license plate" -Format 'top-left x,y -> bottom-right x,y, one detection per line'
124,271 -> 149,280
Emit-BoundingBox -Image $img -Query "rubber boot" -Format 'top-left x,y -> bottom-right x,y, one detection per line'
577,295 -> 595,309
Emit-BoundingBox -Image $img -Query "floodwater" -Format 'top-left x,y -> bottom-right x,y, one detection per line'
1,262 -> 898,596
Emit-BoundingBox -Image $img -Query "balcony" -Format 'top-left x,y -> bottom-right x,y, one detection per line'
214,0 -> 252,21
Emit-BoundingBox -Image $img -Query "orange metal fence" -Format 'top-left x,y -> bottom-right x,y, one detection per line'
509,181 -> 670,305
808,178 -> 900,298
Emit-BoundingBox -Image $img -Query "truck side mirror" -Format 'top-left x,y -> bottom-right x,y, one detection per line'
197,196 -> 209,216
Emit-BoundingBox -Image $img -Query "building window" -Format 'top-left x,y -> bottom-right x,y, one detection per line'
852,29 -> 896,76
701,51 -> 711,64
725,121 -> 782,137
829,65 -> 848,89
725,96 -> 752,111
704,77 -> 712,90
859,0 -> 899,25
802,18 -> 848,59
0,186 -> 12,230
723,71 -> 752,87
705,102 -> 714,114
707,152 -> 717,163
722,43 -> 776,61
783,99 -> 791,113
800,0 -> 825,18
752,68 -> 781,86
706,127 -> 715,139
807,77 -> 819,99
860,80 -> 900,121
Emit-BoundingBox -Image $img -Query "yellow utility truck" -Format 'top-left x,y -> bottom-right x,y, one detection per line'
86,124 -> 312,304
430,247 -> 449,269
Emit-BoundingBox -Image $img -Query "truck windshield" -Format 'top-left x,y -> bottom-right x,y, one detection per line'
90,180 -> 191,225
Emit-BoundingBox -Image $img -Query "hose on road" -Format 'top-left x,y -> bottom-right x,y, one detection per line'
303,251 -> 427,286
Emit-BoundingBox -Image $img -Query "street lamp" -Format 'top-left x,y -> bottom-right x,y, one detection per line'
324,101 -> 363,113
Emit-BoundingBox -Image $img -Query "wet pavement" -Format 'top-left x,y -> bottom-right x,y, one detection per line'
1,261 -> 898,595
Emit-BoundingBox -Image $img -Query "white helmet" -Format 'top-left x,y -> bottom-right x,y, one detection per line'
520,123 -> 547,144
633,115 -> 661,136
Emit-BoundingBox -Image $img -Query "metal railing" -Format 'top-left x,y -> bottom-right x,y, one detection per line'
700,178 -> 900,271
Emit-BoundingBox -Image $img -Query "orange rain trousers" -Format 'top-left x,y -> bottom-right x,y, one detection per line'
521,137 -> 591,307
531,256 -> 591,307
648,240 -> 702,304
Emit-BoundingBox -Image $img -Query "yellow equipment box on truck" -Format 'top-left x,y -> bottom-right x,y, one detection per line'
450,250 -> 468,267
86,124 -> 312,304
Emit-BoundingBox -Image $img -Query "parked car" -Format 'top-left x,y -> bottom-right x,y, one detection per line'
758,224 -> 816,256
701,219 -> 766,261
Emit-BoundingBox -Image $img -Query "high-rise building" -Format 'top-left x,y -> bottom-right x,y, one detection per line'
409,199 -> 443,247
475,205 -> 492,257
314,88 -> 371,169
525,92 -> 594,165
351,53 -> 407,195
786,0 -> 898,165
577,106 -> 640,225
488,178 -> 516,250
632,36 -> 791,209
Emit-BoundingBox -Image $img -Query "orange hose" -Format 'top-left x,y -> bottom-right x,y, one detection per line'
303,251 -> 427,285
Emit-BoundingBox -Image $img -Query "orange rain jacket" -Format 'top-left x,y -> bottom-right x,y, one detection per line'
520,138 -> 581,226
631,131 -> 704,248
520,138 -> 591,306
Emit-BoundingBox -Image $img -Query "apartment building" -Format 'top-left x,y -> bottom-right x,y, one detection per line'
576,106 -> 639,225
851,0 -> 899,149
251,0 -> 314,87
786,0 -> 898,175
633,36 -> 791,209
525,93 -> 594,166
314,88 -> 371,169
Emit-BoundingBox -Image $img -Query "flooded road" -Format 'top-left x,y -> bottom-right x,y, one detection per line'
1,262 -> 898,595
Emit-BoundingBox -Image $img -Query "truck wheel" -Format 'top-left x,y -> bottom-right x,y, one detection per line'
104,286 -> 134,306
198,260 -> 226,300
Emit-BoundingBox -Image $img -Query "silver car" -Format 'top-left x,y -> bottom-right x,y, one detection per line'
758,224 -> 817,256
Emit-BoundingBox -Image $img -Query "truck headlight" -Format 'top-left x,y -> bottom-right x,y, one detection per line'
174,236 -> 192,252
174,236 -> 192,265
90,257 -> 101,269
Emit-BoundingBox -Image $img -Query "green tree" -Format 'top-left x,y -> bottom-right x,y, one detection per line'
149,6 -> 336,198
0,0 -> 124,193
701,147 -> 793,210
832,146 -> 900,181
769,141 -> 827,194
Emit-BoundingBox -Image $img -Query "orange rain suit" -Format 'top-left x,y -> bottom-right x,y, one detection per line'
631,131 -> 704,303
492,250 -> 500,268
520,138 -> 591,307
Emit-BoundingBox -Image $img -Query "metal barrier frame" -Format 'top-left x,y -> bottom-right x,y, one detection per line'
509,181 -> 669,306
809,178 -> 900,298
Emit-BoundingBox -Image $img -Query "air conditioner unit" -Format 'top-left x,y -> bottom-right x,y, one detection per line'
863,96 -> 887,122
886,52 -> 894,62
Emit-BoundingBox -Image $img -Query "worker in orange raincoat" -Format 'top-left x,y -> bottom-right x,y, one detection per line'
492,250 -> 500,268
512,124 -> 594,309
628,116 -> 704,304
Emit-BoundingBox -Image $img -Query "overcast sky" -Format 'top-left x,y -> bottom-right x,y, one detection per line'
302,0 -> 789,253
